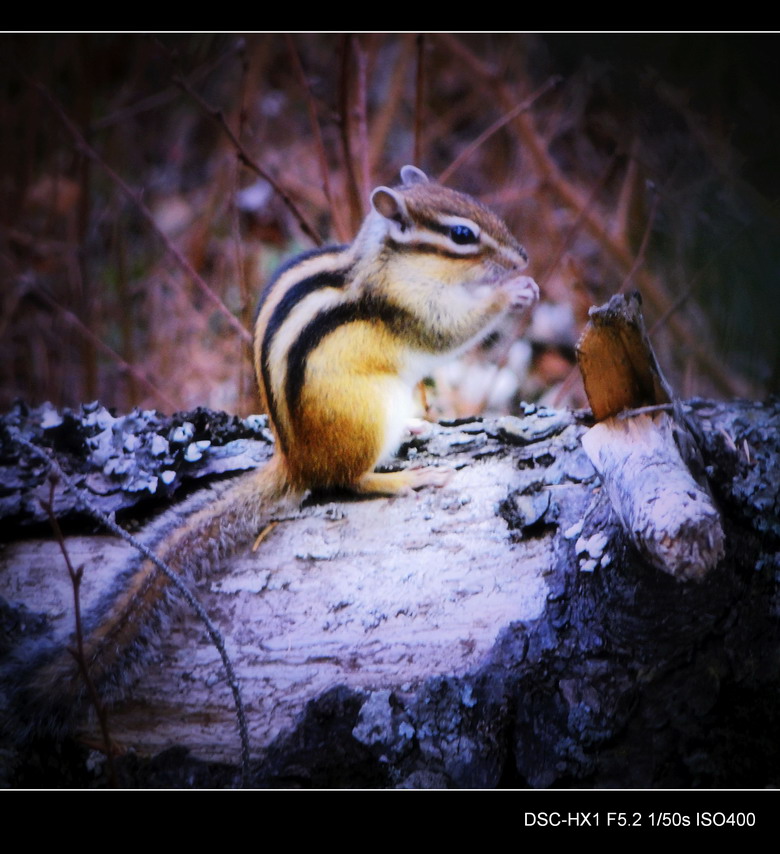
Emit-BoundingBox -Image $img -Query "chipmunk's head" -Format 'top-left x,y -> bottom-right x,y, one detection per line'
360,165 -> 528,284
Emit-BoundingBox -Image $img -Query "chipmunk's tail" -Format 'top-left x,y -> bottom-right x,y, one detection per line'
1,458 -> 291,741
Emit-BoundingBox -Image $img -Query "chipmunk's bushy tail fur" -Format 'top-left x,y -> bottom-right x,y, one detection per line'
1,459 -> 291,741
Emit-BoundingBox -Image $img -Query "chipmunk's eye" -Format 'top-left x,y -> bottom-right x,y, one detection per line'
450,224 -> 478,245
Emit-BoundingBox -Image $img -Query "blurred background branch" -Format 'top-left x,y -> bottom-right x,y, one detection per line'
1,33 -> 777,418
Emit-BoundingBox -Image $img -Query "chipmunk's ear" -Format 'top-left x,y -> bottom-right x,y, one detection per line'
371,186 -> 411,228
400,165 -> 429,186
371,166 -> 428,226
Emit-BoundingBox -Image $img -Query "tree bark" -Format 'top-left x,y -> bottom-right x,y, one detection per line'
1,398 -> 778,788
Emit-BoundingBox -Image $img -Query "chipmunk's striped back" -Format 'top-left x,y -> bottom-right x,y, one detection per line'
255,244 -> 353,459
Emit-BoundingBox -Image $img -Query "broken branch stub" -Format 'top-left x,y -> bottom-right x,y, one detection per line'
576,293 -> 724,580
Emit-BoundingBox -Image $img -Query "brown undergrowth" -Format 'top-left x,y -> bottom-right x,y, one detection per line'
2,34 -> 777,418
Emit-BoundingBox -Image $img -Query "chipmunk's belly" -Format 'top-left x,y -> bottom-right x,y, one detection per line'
377,379 -> 416,463
375,348 -> 449,463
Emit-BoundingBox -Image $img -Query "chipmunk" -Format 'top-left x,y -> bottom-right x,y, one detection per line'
3,165 -> 539,738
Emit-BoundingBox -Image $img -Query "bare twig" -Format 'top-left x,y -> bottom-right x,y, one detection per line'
41,476 -> 119,787
285,35 -> 349,243
649,192 -> 780,342
354,41 -> 371,213
551,361 -> 587,409
339,35 -> 364,230
550,183 -> 660,409
414,35 -> 425,168
538,154 -> 618,286
613,138 -> 639,240
36,288 -> 179,411
438,75 -> 561,186
30,77 -> 253,348
232,39 -> 251,313
113,220 -> 139,405
436,34 -> 751,398
367,35 -> 416,174
619,188 -> 661,294
74,135 -> 97,401
16,435 -> 252,788
427,42 -> 632,234
252,520 -> 278,552
170,65 -> 323,247
92,40 -> 243,131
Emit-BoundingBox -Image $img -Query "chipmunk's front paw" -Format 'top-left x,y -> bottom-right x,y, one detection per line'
503,275 -> 540,311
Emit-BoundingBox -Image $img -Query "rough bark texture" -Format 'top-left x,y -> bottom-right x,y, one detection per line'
0,398 -> 778,788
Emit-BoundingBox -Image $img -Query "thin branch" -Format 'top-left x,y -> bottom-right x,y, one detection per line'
16,435 -> 252,788
30,77 -> 253,348
233,39 -> 251,305
436,34 -> 751,398
92,39 -> 243,131
551,361 -> 586,409
339,35 -> 364,229
550,171 -> 657,408
285,34 -> 349,243
36,288 -> 180,411
113,219 -> 139,405
613,138 -> 639,239
86,499 -> 253,788
171,66 -> 323,247
537,154 -> 618,287
367,35 -> 416,175
650,191 -> 780,341
41,476 -> 119,788
414,35 -> 425,168
353,41 -> 371,212
437,75 -> 561,186
436,34 -> 605,237
619,188 -> 661,294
